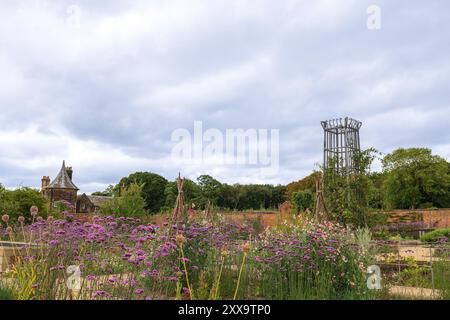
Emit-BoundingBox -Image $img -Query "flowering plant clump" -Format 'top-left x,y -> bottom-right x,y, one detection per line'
250,216 -> 376,299
0,210 -> 377,300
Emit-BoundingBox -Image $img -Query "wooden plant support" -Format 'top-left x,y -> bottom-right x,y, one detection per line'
313,173 -> 330,221
172,173 -> 186,223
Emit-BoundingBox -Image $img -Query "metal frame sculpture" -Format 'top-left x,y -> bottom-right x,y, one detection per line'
321,117 -> 362,174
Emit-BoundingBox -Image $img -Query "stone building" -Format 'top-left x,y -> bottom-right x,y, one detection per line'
76,194 -> 112,213
42,161 -> 79,212
42,161 -> 112,213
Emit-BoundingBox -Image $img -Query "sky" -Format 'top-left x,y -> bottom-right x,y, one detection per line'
0,0 -> 449,194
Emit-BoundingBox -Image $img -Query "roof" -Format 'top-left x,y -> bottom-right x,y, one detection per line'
87,195 -> 113,207
46,160 -> 79,190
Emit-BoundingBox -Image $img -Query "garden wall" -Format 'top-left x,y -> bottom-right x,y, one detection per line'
221,211 -> 279,230
383,209 -> 450,228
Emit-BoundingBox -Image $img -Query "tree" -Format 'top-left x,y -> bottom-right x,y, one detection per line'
118,172 -> 168,214
285,172 -> 319,198
100,183 -> 147,216
270,185 -> 288,208
92,185 -> 115,197
217,183 -> 238,209
367,172 -> 385,209
382,148 -> 450,209
163,178 -> 202,211
197,175 -> 222,207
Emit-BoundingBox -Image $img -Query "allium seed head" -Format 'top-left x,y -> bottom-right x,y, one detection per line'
30,206 -> 39,216
18,216 -> 25,224
221,244 -> 229,257
1,214 -> 9,223
6,226 -> 13,234
242,242 -> 251,253
175,233 -> 186,245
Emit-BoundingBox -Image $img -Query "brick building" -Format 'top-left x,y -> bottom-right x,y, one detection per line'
41,161 -> 112,213
42,161 -> 79,212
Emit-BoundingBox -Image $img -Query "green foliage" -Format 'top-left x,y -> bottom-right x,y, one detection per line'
434,261 -> 450,299
118,172 -> 168,214
101,183 -> 148,216
291,190 -> 313,213
382,148 -> 450,209
163,178 -> 202,211
196,175 -> 222,208
0,187 -> 48,223
92,184 -> 115,197
0,284 -> 15,300
367,172 -> 385,209
285,172 -> 318,198
394,266 -> 431,288
323,148 -> 378,227
161,177 -> 286,212
420,228 -> 450,243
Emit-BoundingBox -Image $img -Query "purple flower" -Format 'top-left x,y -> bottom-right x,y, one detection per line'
134,288 -> 144,295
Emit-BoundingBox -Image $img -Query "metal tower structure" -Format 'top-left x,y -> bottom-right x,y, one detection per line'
321,117 -> 362,173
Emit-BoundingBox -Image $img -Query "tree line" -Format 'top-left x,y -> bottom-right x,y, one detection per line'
1,147 -> 448,220
96,172 -> 287,215
96,147 -> 450,217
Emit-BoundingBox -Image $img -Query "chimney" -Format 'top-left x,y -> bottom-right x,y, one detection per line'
66,166 -> 73,180
41,176 -> 50,190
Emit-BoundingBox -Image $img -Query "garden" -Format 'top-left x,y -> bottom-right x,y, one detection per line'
0,147 -> 449,300
0,206 -> 448,300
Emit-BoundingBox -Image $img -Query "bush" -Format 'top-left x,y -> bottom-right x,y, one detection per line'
291,190 -> 313,213
420,228 -> 450,243
100,183 -> 148,217
0,187 -> 48,223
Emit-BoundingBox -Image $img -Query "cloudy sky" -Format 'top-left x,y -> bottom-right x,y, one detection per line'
0,0 -> 449,193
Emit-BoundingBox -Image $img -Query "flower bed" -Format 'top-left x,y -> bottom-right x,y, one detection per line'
1,211 -> 376,300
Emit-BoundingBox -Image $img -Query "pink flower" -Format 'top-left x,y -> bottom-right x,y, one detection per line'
134,288 -> 144,295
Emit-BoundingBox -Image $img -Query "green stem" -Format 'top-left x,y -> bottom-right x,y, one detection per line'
214,256 -> 225,300
180,245 -> 194,300
233,253 -> 247,300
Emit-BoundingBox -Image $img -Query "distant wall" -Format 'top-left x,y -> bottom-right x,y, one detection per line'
383,209 -> 450,228
222,212 -> 279,229
224,209 -> 450,229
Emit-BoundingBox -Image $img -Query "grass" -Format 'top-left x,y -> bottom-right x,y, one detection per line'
0,282 -> 15,300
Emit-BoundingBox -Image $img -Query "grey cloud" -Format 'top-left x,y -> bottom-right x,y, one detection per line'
0,0 -> 449,192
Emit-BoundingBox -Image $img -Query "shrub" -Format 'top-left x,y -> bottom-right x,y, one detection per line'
100,183 -> 148,217
0,187 -> 48,223
420,228 -> 450,243
291,191 -> 313,214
